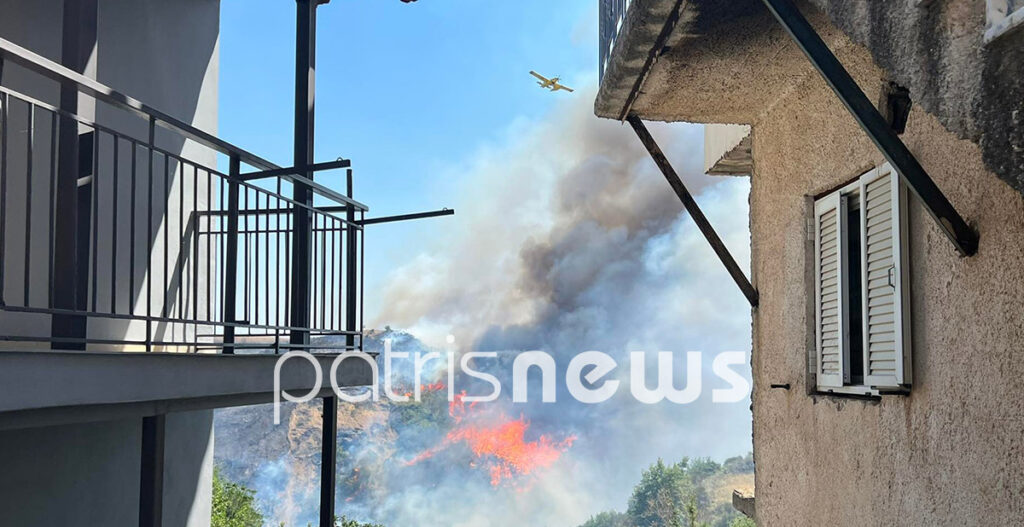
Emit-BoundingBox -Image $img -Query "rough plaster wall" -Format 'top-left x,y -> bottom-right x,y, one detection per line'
749,29 -> 1024,527
807,0 -> 1024,195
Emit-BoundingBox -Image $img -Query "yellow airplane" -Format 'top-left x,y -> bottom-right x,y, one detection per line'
530,71 -> 574,93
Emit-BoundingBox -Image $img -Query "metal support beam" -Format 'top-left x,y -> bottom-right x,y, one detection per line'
51,0 -> 97,350
628,116 -> 759,308
290,0 -> 318,350
239,158 -> 350,181
345,169 -> 358,352
320,396 -> 338,527
760,0 -> 978,257
139,414 -> 165,527
358,208 -> 455,226
223,155 -> 241,354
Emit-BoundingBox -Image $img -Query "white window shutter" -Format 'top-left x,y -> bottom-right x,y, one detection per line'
815,193 -> 846,389
860,164 -> 912,389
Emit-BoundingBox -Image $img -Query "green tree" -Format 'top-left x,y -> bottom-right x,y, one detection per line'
335,516 -> 386,527
686,458 -> 721,485
627,458 -> 697,527
579,510 -> 630,527
728,517 -> 755,527
211,468 -> 264,527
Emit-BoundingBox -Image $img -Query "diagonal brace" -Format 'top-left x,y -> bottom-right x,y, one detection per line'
628,116 -> 759,308
760,0 -> 978,257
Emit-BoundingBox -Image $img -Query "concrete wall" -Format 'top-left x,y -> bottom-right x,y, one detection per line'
0,410 -> 214,527
747,20 -> 1024,526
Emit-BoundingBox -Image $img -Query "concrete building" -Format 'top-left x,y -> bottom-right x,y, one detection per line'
598,0 -> 1024,525
0,1 -> 377,525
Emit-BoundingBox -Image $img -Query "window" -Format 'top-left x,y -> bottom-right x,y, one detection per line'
813,164 -> 912,395
985,0 -> 1024,43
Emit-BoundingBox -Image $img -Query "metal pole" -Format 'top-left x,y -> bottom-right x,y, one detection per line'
320,395 -> 338,527
358,208 -> 455,226
223,155 -> 240,354
345,169 -> 357,351
290,0 -> 317,349
628,116 -> 759,308
291,3 -> 337,525
51,0 -> 97,350
760,0 -> 978,257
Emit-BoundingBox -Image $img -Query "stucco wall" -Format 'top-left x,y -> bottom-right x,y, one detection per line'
749,24 -> 1024,526
807,0 -> 1024,195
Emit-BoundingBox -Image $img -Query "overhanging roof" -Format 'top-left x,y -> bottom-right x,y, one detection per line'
594,0 -> 850,124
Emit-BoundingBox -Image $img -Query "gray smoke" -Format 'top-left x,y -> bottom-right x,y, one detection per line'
361,86 -> 755,526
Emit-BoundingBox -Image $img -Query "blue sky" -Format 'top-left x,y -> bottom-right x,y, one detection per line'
219,0 -> 598,320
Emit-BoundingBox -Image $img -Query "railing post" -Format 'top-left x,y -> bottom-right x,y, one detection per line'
345,169 -> 357,352
222,154 -> 240,354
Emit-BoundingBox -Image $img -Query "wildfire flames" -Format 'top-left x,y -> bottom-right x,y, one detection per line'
406,388 -> 576,487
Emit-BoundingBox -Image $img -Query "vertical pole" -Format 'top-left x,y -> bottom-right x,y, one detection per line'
223,155 -> 240,354
291,2 -> 336,525
320,395 -> 338,527
290,0 -> 317,350
51,0 -> 97,349
139,414 -> 165,527
345,169 -> 357,352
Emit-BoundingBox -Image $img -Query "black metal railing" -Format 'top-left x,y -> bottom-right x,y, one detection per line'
599,0 -> 634,81
0,37 -> 366,353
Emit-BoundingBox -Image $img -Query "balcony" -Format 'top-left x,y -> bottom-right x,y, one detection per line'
0,37 -> 365,355
0,36 -> 374,427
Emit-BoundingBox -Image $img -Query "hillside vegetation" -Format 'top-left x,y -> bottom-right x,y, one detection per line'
578,455 -> 755,527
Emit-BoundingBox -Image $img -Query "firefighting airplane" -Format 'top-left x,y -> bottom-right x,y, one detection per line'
529,71 -> 574,93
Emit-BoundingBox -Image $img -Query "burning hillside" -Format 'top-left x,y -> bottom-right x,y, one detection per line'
406,390 -> 577,487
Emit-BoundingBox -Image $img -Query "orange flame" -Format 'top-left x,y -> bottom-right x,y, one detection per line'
407,391 -> 576,487
448,416 -> 576,486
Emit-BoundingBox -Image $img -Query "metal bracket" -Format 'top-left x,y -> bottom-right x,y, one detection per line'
628,116 -> 759,308
761,0 -> 978,257
357,208 -> 455,226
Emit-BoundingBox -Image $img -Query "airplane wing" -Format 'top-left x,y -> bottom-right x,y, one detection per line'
553,83 -> 575,93
529,71 -> 550,83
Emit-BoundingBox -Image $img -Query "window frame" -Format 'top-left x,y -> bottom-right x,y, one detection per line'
810,164 -> 912,397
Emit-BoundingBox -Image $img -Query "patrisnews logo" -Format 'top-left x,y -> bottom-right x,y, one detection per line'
273,341 -> 750,424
